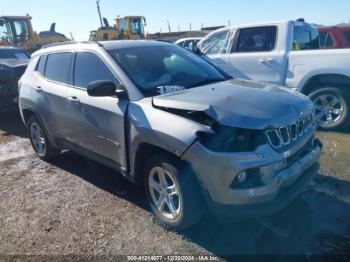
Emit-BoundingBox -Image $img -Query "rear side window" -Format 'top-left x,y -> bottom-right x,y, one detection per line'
293,25 -> 320,51
235,26 -> 277,52
45,53 -> 72,84
36,55 -> 46,76
73,52 -> 116,89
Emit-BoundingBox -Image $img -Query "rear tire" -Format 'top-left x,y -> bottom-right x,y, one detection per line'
144,153 -> 205,230
309,86 -> 350,131
27,115 -> 60,161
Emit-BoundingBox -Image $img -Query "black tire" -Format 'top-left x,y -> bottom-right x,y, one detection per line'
144,153 -> 205,230
309,86 -> 350,131
27,115 -> 60,161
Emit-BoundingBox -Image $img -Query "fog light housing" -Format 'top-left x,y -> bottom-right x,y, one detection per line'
231,169 -> 263,189
236,171 -> 247,184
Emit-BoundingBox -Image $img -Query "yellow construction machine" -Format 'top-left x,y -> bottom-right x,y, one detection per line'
0,15 -> 70,53
90,0 -> 147,41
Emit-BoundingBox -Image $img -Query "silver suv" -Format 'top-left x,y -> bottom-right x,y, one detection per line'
19,41 -> 322,229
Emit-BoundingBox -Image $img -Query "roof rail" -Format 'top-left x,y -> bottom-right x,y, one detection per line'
41,41 -> 102,49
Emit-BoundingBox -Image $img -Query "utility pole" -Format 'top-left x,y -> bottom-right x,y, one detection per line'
178,25 -> 180,32
228,20 -> 231,27
167,21 -> 171,33
189,23 -> 192,32
70,32 -> 74,41
96,0 -> 104,28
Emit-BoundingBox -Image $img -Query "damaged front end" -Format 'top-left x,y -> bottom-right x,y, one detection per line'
153,105 -> 267,153
0,83 -> 19,111
152,89 -> 321,216
0,64 -> 26,111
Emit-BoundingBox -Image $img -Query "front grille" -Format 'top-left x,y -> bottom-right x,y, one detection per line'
266,111 -> 316,149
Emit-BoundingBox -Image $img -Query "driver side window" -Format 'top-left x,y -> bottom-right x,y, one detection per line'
199,29 -> 230,55
74,52 -> 116,89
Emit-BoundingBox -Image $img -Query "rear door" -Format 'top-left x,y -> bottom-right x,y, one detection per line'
35,52 -> 73,139
226,26 -> 285,85
66,51 -> 128,168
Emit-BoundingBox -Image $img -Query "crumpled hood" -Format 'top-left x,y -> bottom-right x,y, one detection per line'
152,79 -> 314,130
0,59 -> 29,68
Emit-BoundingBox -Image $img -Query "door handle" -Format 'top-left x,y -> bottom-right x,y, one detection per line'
67,96 -> 80,103
33,86 -> 42,92
259,58 -> 274,64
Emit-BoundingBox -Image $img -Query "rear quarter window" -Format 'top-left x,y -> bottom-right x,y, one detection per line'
293,25 -> 320,50
36,55 -> 47,76
45,53 -> 73,84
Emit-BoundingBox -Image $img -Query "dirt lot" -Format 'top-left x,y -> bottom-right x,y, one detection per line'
0,110 -> 350,259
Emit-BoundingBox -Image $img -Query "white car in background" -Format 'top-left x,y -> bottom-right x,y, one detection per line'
197,19 -> 350,131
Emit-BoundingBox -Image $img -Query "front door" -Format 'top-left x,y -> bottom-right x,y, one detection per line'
206,26 -> 286,85
66,51 -> 128,168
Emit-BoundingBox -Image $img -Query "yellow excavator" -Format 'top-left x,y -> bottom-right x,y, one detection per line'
0,15 -> 70,53
89,0 -> 147,41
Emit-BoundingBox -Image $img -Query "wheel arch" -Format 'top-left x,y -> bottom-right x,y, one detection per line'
302,74 -> 350,95
132,142 -> 191,185
21,108 -> 36,127
21,107 -> 58,148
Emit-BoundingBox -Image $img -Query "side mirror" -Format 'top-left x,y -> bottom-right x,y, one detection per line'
87,80 -> 127,99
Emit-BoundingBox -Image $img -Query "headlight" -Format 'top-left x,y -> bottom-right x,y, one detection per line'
197,126 -> 267,153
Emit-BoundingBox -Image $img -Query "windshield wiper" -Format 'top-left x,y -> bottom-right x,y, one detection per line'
189,78 -> 225,88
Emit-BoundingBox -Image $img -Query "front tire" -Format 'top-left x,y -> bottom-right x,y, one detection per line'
27,115 -> 60,161
309,86 -> 350,131
144,153 -> 205,230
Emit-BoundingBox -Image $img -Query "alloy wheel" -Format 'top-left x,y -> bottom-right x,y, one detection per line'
313,94 -> 344,128
148,166 -> 182,220
30,122 -> 46,156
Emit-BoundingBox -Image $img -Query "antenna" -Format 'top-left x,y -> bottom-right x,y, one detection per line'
96,0 -> 104,28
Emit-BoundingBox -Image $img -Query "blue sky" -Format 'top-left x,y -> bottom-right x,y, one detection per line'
1,0 -> 350,40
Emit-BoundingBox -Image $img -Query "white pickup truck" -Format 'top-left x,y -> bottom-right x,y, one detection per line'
196,20 -> 350,131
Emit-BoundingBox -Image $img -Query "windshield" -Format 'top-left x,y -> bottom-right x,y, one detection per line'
0,49 -> 29,59
130,19 -> 142,34
109,45 -> 227,96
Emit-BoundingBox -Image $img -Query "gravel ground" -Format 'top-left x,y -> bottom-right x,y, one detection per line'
0,111 -> 350,259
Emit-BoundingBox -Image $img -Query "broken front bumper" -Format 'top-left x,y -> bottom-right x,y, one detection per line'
0,84 -> 18,110
182,133 -> 321,211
